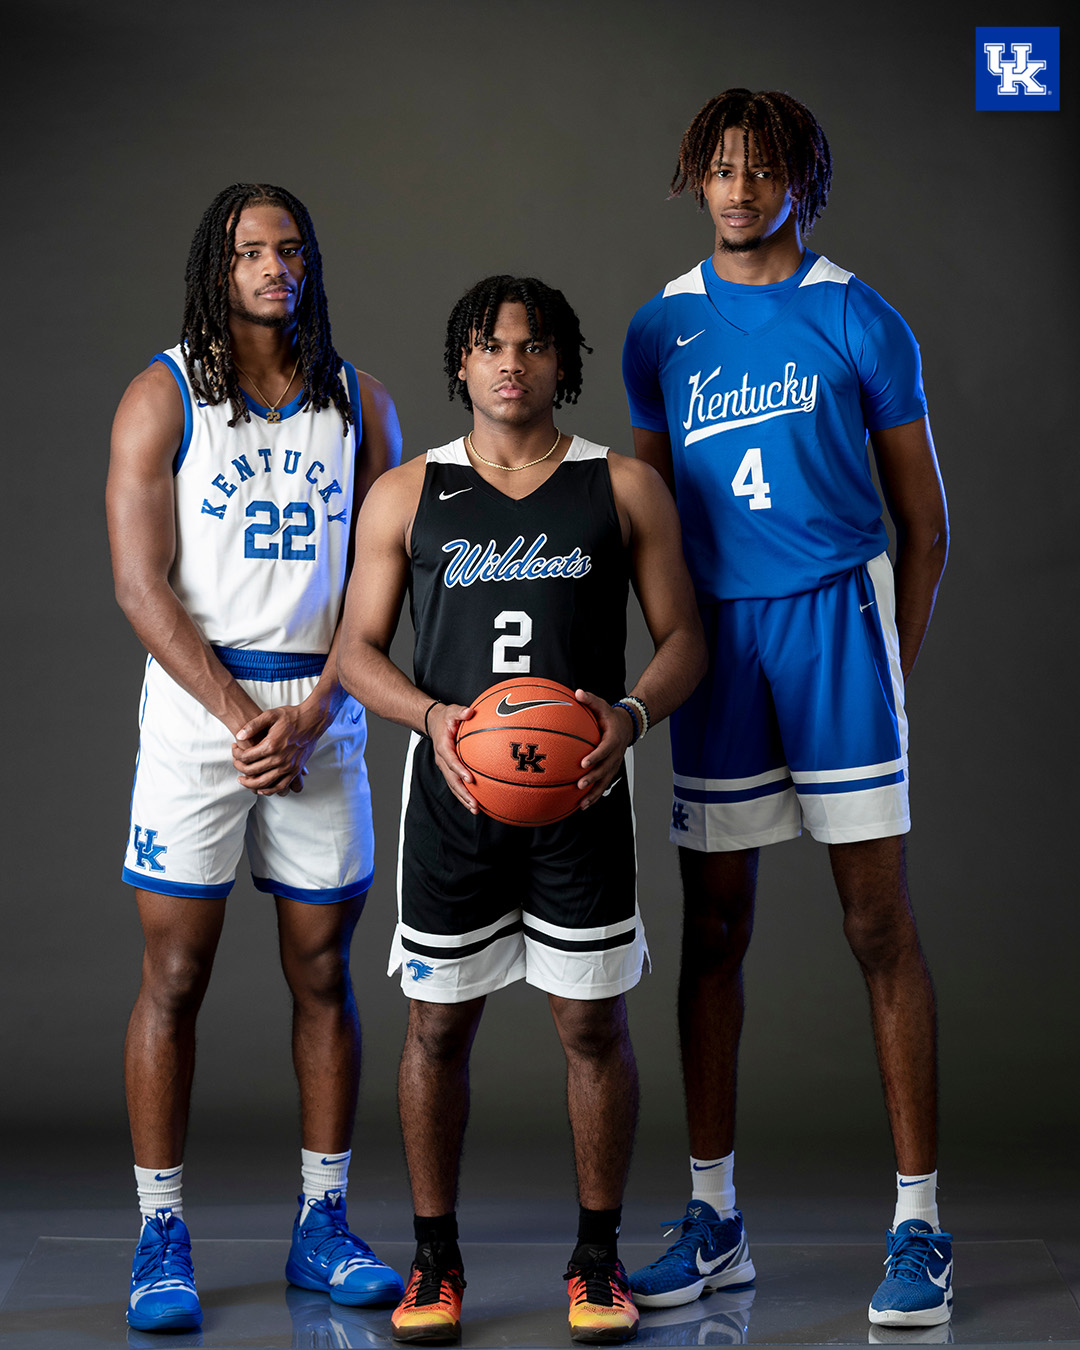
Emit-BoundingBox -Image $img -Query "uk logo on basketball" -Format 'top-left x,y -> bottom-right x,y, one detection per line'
975,28 -> 1059,110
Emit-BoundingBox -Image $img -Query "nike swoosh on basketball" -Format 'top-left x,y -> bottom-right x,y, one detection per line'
439,488 -> 472,500
496,696 -> 572,716
676,330 -> 706,346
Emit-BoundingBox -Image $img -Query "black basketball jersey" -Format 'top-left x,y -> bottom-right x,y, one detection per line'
410,437 -> 629,708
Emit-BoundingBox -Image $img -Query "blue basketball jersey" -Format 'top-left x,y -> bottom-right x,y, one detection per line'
622,252 -> 927,600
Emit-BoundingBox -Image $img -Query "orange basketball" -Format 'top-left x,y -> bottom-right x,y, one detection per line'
455,677 -> 601,826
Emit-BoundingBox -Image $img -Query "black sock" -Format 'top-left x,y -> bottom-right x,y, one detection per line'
572,1205 -> 622,1265
413,1212 -> 462,1270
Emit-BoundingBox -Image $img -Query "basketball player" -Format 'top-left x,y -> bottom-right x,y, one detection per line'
622,90 -> 952,1328
337,275 -> 706,1344
107,184 -> 404,1332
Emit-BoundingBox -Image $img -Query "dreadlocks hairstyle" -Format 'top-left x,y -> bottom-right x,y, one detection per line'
671,89 -> 832,237
180,183 -> 352,430
444,275 -> 592,411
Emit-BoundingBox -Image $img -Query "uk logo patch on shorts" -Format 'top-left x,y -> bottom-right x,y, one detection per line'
976,27 -> 1059,110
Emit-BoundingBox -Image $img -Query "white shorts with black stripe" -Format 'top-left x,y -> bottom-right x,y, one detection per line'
389,734 -> 648,1003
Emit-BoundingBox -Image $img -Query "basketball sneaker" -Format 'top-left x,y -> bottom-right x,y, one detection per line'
629,1202 -> 755,1308
565,1252 -> 639,1344
286,1191 -> 404,1307
126,1207 -> 203,1332
868,1220 -> 954,1327
391,1241 -> 466,1343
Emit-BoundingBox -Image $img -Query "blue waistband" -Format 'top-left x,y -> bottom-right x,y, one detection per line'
212,646 -> 327,681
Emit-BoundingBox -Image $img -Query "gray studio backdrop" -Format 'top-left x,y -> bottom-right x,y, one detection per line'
4,0 -> 1077,1202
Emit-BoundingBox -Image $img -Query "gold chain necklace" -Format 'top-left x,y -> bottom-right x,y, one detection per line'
465,428 -> 562,472
235,358 -> 300,423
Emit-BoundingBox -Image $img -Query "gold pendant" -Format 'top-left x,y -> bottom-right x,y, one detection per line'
266,410 -> 281,423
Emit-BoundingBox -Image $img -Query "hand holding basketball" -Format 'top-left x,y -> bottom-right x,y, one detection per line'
455,678 -> 608,826
427,700 -> 480,813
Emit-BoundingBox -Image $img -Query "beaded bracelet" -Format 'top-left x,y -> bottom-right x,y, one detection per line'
612,699 -> 643,745
620,694 -> 651,741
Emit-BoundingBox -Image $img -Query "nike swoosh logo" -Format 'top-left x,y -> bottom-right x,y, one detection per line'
676,330 -> 706,347
692,1161 -> 723,1171
602,777 -> 623,797
898,1177 -> 929,1186
860,601 -> 876,612
695,1236 -> 747,1276
197,401 -> 209,407
154,1169 -> 183,1181
439,488 -> 472,500
929,1260 -> 952,1290
495,696 -> 573,716
320,1155 -> 349,1166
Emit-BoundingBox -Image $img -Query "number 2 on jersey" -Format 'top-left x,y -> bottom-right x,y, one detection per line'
493,610 -> 532,673
731,447 -> 771,510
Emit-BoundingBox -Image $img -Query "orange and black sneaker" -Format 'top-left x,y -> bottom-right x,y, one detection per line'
391,1241 -> 466,1344
566,1254 -> 639,1344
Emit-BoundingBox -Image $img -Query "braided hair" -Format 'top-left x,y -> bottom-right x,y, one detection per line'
671,89 -> 832,236
180,183 -> 352,430
444,275 -> 592,411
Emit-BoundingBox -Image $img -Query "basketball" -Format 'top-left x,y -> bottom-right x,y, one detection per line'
455,677 -> 602,826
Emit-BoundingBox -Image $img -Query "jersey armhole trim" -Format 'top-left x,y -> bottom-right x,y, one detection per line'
150,352 -> 193,475
342,361 -> 363,458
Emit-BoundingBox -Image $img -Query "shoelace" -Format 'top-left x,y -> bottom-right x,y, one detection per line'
565,1263 -> 629,1307
302,1207 -> 379,1266
407,1263 -> 465,1308
642,1214 -> 715,1267
884,1228 -> 953,1282
133,1226 -> 194,1283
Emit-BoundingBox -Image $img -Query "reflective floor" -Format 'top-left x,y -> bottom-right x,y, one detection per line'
1,1237 -> 1077,1348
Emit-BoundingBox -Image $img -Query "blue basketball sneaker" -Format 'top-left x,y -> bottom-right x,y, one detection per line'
286,1191 -> 405,1307
629,1201 -> 755,1308
868,1220 -> 954,1326
126,1207 -> 203,1332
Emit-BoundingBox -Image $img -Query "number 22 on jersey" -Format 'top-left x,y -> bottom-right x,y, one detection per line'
731,447 -> 771,510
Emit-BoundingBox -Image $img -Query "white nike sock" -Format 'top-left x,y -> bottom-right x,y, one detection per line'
690,1151 -> 736,1218
892,1170 -> 939,1230
301,1147 -> 351,1216
134,1163 -> 184,1220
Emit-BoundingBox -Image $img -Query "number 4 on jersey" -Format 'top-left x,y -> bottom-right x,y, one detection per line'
731,447 -> 771,510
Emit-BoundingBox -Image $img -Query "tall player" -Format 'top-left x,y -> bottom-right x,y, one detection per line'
107,184 -> 404,1332
622,91 -> 952,1328
338,275 -> 706,1344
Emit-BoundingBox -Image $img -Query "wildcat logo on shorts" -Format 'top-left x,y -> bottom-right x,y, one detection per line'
405,959 -> 435,981
976,28 -> 1059,109
133,825 -> 168,872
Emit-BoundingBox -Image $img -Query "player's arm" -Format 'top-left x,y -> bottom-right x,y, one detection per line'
337,462 -> 480,814
575,455 -> 707,808
631,427 -> 676,496
232,371 -> 404,793
869,416 -> 949,680
106,363 -> 266,735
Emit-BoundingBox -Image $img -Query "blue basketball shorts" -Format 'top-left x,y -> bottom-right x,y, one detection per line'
122,649 -> 375,902
670,553 -> 909,851
389,734 -> 648,1003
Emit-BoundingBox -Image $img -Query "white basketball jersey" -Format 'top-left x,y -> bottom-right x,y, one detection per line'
155,346 -> 360,652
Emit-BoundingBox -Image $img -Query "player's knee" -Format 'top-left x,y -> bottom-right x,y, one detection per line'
842,903 -> 920,975
286,947 -> 351,1007
551,997 -> 629,1062
407,1001 -> 481,1064
142,949 -> 213,1016
682,900 -> 753,970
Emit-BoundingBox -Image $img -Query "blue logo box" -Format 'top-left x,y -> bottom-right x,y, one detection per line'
976,27 -> 1060,110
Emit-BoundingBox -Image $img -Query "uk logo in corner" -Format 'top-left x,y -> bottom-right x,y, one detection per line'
976,28 -> 1059,110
